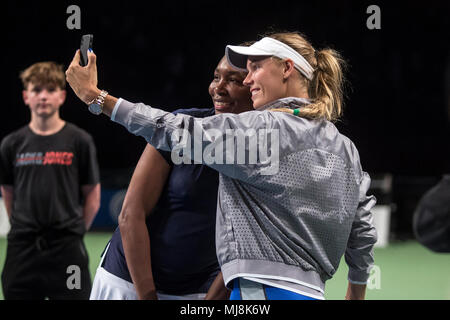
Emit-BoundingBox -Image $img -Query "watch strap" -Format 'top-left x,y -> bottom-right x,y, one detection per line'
89,90 -> 108,106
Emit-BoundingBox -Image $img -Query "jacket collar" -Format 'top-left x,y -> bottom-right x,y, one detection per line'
257,97 -> 312,112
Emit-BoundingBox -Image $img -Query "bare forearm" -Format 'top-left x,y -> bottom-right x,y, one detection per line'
81,184 -> 101,231
81,87 -> 117,118
83,202 -> 99,231
345,282 -> 366,300
118,145 -> 171,300
3,197 -> 13,219
0,186 -> 13,219
102,94 -> 118,117
120,210 -> 157,300
205,272 -> 229,300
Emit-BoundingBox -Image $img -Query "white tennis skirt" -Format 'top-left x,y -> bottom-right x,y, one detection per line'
89,244 -> 206,300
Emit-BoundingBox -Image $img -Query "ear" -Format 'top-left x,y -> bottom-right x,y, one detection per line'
22,90 -> 29,106
59,89 -> 67,104
282,59 -> 296,80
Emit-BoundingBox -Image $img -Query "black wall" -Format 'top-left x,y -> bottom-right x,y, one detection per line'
3,0 -> 449,175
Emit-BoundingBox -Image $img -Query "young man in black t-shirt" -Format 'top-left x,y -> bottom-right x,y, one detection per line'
0,61 -> 101,299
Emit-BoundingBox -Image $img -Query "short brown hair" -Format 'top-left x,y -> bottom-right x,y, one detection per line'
19,61 -> 66,90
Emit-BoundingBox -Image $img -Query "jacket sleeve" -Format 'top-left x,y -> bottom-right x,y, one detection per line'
345,171 -> 378,284
111,98 -> 280,179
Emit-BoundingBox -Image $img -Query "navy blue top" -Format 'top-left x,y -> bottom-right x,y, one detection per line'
102,108 -> 220,295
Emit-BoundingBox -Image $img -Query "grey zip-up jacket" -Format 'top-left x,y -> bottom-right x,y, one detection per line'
111,97 -> 377,299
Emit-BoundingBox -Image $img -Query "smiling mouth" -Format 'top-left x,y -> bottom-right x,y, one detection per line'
214,101 -> 233,109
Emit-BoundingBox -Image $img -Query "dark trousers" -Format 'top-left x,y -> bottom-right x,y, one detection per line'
1,234 -> 91,300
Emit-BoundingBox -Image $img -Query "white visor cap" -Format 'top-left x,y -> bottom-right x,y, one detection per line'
226,37 -> 314,80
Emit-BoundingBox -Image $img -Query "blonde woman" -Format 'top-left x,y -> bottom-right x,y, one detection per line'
66,32 -> 377,300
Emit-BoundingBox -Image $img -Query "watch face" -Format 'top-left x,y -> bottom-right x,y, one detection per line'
88,103 -> 103,115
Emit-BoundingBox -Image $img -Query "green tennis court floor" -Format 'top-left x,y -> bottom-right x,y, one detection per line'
1,232 -> 449,300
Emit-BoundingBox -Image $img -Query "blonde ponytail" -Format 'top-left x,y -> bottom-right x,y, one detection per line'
305,48 -> 345,122
266,32 -> 347,122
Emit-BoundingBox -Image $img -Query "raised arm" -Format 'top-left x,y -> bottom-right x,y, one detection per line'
65,50 -> 278,179
118,144 -> 171,300
65,50 -> 117,117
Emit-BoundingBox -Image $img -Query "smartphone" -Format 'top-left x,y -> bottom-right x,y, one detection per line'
79,34 -> 93,67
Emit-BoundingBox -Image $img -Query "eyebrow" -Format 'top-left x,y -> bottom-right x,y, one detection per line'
248,55 -> 270,62
214,69 -> 246,76
247,60 -> 260,66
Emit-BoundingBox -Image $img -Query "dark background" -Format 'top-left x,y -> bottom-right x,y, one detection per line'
3,0 -> 450,237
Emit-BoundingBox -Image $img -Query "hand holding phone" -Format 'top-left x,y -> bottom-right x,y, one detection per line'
79,34 -> 93,67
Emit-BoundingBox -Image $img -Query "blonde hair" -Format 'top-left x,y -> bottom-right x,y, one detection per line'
265,32 -> 346,122
20,61 -> 66,90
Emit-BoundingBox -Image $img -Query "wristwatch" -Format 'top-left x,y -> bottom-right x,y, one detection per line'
88,90 -> 108,115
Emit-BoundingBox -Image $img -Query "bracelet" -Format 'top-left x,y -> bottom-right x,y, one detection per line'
87,90 -> 108,106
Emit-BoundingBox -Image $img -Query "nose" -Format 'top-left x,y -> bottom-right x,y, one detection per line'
243,73 -> 252,87
214,79 -> 227,95
38,90 -> 50,100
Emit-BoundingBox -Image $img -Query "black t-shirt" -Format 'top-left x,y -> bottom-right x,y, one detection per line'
0,122 -> 100,239
102,107 -> 220,295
